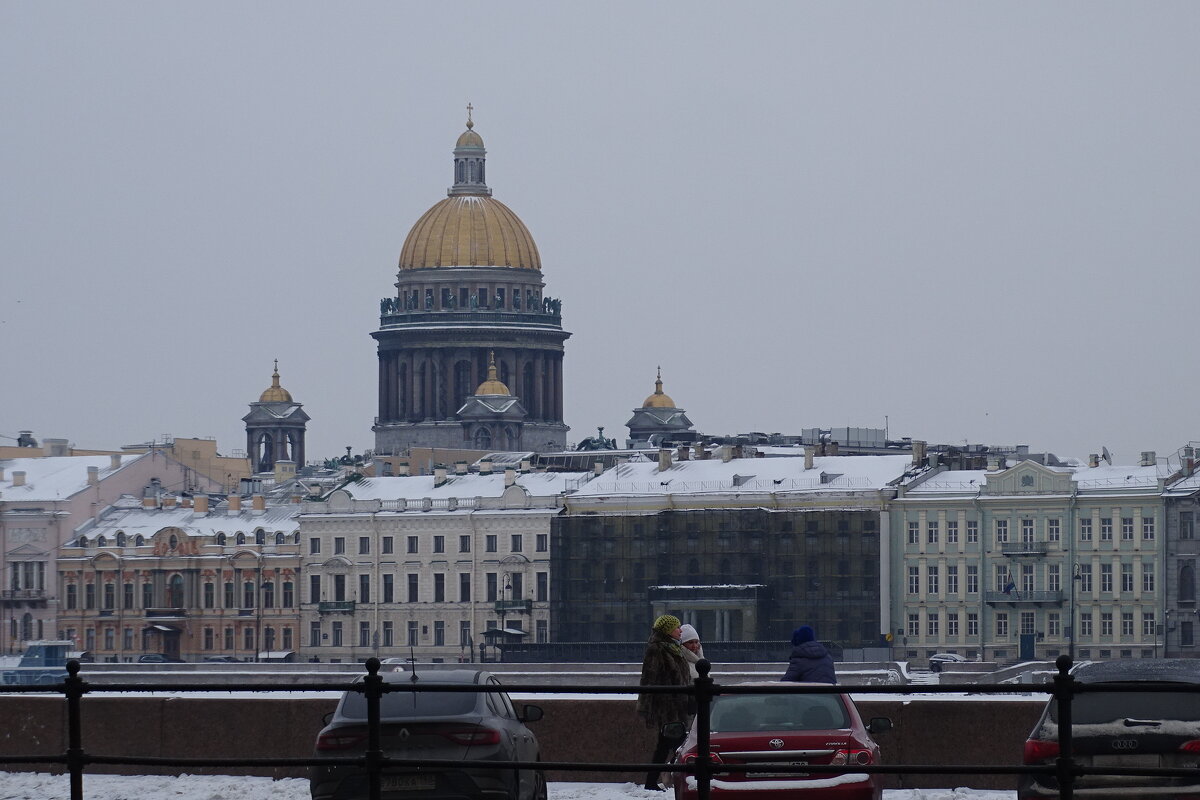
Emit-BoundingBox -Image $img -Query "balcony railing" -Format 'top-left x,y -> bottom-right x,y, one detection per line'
1001,541 -> 1050,556
318,600 -> 356,614
0,589 -> 47,602
379,309 -> 563,329
494,599 -> 533,614
984,590 -> 1064,605
144,608 -> 188,618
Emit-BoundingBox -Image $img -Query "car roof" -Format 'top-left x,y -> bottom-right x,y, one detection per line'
1071,659 -> 1200,684
374,669 -> 491,685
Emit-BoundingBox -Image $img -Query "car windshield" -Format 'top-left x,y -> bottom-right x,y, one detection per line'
1049,690 -> 1200,725
339,686 -> 480,720
711,693 -> 849,732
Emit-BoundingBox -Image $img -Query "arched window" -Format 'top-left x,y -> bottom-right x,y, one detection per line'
167,574 -> 184,608
116,532 -> 126,547
134,535 -> 145,547
236,533 -> 246,545
255,529 -> 265,545
275,532 -> 284,545
474,428 -> 492,449
96,536 -> 108,548
1181,562 -> 1196,602
216,533 -> 226,546
168,534 -> 178,550
77,536 -> 88,548
293,532 -> 301,545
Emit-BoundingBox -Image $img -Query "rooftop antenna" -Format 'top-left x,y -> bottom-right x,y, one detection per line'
1101,446 -> 1112,465
408,644 -> 419,683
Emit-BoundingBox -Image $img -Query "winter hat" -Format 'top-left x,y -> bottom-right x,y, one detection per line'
678,624 -> 700,644
792,625 -> 816,646
653,614 -> 682,635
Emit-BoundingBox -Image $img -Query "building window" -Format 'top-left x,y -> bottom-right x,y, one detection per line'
382,536 -> 394,554
334,537 -> 345,554
1100,612 -> 1114,637
244,627 -> 255,651
511,534 -> 523,553
536,534 -> 548,552
282,581 -> 294,608
243,581 -> 256,608
309,538 -> 320,555
536,572 -> 548,602
947,612 -> 959,638
355,622 -> 368,648
1048,564 -> 1061,592
407,536 -> 418,554
1182,512 -> 1195,540
927,566 -> 939,595
967,565 -> 979,594
486,535 -> 497,553
946,520 -> 959,544
1121,564 -> 1133,593
1100,518 -> 1113,541
434,573 -> 445,602
434,620 -> 445,646
331,621 -> 342,647
84,584 -> 96,610
1143,518 -> 1155,540
359,537 -> 370,554
263,582 -> 275,609
967,612 -> 979,637
1020,611 -> 1036,636
334,574 -> 346,601
383,620 -> 394,647
1183,622 -> 1195,647
407,574 -> 418,603
1080,519 -> 1093,542
1181,562 -> 1195,602
460,620 -> 471,647
1101,564 -> 1113,593
460,573 -> 471,602
1078,564 -> 1093,592
927,612 -> 939,638
907,613 -> 919,637
383,574 -> 394,603
203,582 -> 215,609
309,575 -> 321,603
907,566 -> 919,595
1021,519 -> 1034,543
927,521 -> 939,544
433,536 -> 445,553
966,520 -> 979,543
407,621 -> 418,646
995,613 -> 1009,638
123,582 -> 134,609
142,582 -> 153,608
1121,612 -> 1134,637
536,619 -> 548,643
359,575 -> 370,604
65,585 -> 77,609
459,535 -> 471,553
486,573 -> 498,602
1047,519 -> 1061,542
995,520 -> 1009,544
1121,518 -> 1134,541
907,521 -> 919,545
1048,612 -> 1061,637
1143,565 -> 1155,593
227,627 -> 236,650
1143,611 -> 1156,637
946,565 -> 958,595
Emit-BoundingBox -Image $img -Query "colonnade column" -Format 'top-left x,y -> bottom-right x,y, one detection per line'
534,354 -> 546,421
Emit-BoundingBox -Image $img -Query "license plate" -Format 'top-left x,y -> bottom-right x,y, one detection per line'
749,761 -> 809,777
381,774 -> 436,791
1093,754 -> 1160,767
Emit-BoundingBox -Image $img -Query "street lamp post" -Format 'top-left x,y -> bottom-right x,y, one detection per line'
1068,563 -> 1082,661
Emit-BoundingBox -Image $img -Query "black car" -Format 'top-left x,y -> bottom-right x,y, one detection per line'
1019,659 -> 1200,799
310,668 -> 545,800
137,653 -> 185,663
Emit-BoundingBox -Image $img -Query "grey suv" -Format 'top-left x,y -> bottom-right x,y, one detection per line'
1019,659 -> 1200,799
310,668 -> 545,800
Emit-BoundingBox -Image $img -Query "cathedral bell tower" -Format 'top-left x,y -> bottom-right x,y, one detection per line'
243,362 -> 309,473
372,111 -> 570,454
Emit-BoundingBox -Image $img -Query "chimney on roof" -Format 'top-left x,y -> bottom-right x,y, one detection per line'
43,438 -> 69,457
228,494 -> 242,512
658,448 -> 673,471
593,461 -> 604,477
142,493 -> 156,509
720,446 -> 732,463
693,443 -> 704,461
1088,453 -> 1100,468
291,492 -> 303,504
1141,451 -> 1156,467
454,461 -> 468,475
827,441 -> 839,456
434,466 -> 448,487
912,440 -> 928,467
677,445 -> 689,462
396,461 -> 410,477
110,454 -> 122,470
804,446 -> 816,470
163,495 -> 177,509
194,494 -> 210,514
12,471 -> 25,487
986,455 -> 1004,472
180,495 -> 192,508
252,494 -> 265,512
504,468 -> 517,487
479,459 -> 493,475
520,458 -> 531,473
87,466 -> 99,486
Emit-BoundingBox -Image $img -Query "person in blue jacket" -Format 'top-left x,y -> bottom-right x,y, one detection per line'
781,625 -> 836,683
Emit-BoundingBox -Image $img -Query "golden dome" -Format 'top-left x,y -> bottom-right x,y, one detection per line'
475,351 -> 512,395
399,195 -> 541,270
259,361 -> 293,403
643,367 -> 676,408
456,128 -> 484,148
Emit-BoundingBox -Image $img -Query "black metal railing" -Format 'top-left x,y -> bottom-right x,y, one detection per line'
1,655 -> 1194,800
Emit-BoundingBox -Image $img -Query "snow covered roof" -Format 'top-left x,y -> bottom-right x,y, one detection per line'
338,471 -> 589,502
77,501 -> 300,538
0,454 -> 140,502
907,461 -> 1169,496
570,454 -> 913,497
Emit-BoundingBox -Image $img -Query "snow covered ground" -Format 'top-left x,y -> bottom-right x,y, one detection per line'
0,772 -> 1015,800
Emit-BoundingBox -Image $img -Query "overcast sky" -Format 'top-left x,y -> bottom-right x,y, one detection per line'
3,3 -> 1198,465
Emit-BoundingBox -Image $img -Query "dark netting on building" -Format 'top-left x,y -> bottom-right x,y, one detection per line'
548,508 -> 881,649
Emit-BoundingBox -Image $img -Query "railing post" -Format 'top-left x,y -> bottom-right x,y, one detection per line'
1052,654 -> 1075,800
64,660 -> 86,800
694,659 -> 714,800
363,657 -> 383,800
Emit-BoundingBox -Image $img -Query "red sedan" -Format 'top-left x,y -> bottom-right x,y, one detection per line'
668,683 -> 890,800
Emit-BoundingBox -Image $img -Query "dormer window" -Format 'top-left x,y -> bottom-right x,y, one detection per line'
135,535 -> 145,547
236,533 -> 246,545
78,536 -> 88,548
255,529 -> 265,546
116,532 -> 126,547
96,536 -> 108,548
168,534 -> 178,550
275,532 -> 285,545
216,533 -> 227,546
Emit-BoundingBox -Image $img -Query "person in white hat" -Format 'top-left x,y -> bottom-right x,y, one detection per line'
678,623 -> 705,679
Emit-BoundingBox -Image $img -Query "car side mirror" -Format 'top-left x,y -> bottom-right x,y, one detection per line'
520,704 -> 544,723
868,717 -> 893,735
661,721 -> 687,740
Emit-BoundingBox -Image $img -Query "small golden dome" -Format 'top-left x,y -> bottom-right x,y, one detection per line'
643,367 -> 676,408
456,128 -> 484,148
259,361 -> 293,403
399,195 -> 541,270
475,351 -> 512,395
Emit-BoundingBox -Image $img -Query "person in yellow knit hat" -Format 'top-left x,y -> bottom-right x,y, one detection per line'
637,614 -> 691,791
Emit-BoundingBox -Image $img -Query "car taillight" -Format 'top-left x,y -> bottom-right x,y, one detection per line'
1179,740 -> 1200,753
1023,738 -> 1060,763
440,726 -> 502,746
682,752 -> 724,765
831,749 -> 873,766
316,729 -> 367,751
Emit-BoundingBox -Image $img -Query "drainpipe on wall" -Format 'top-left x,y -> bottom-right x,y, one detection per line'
973,495 -> 987,660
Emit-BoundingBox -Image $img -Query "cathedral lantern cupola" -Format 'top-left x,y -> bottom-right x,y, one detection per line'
626,367 -> 696,448
243,361 -> 310,473
373,110 -> 570,455
457,350 -> 528,451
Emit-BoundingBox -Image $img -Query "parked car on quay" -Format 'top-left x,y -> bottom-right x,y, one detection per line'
137,653 -> 186,663
666,682 -> 891,800
310,668 -> 545,800
201,655 -> 242,663
928,653 -> 968,672
1019,659 -> 1200,799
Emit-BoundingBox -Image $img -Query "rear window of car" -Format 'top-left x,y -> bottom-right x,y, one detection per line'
711,693 -> 849,732
1049,690 -> 1200,725
339,687 -> 480,720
